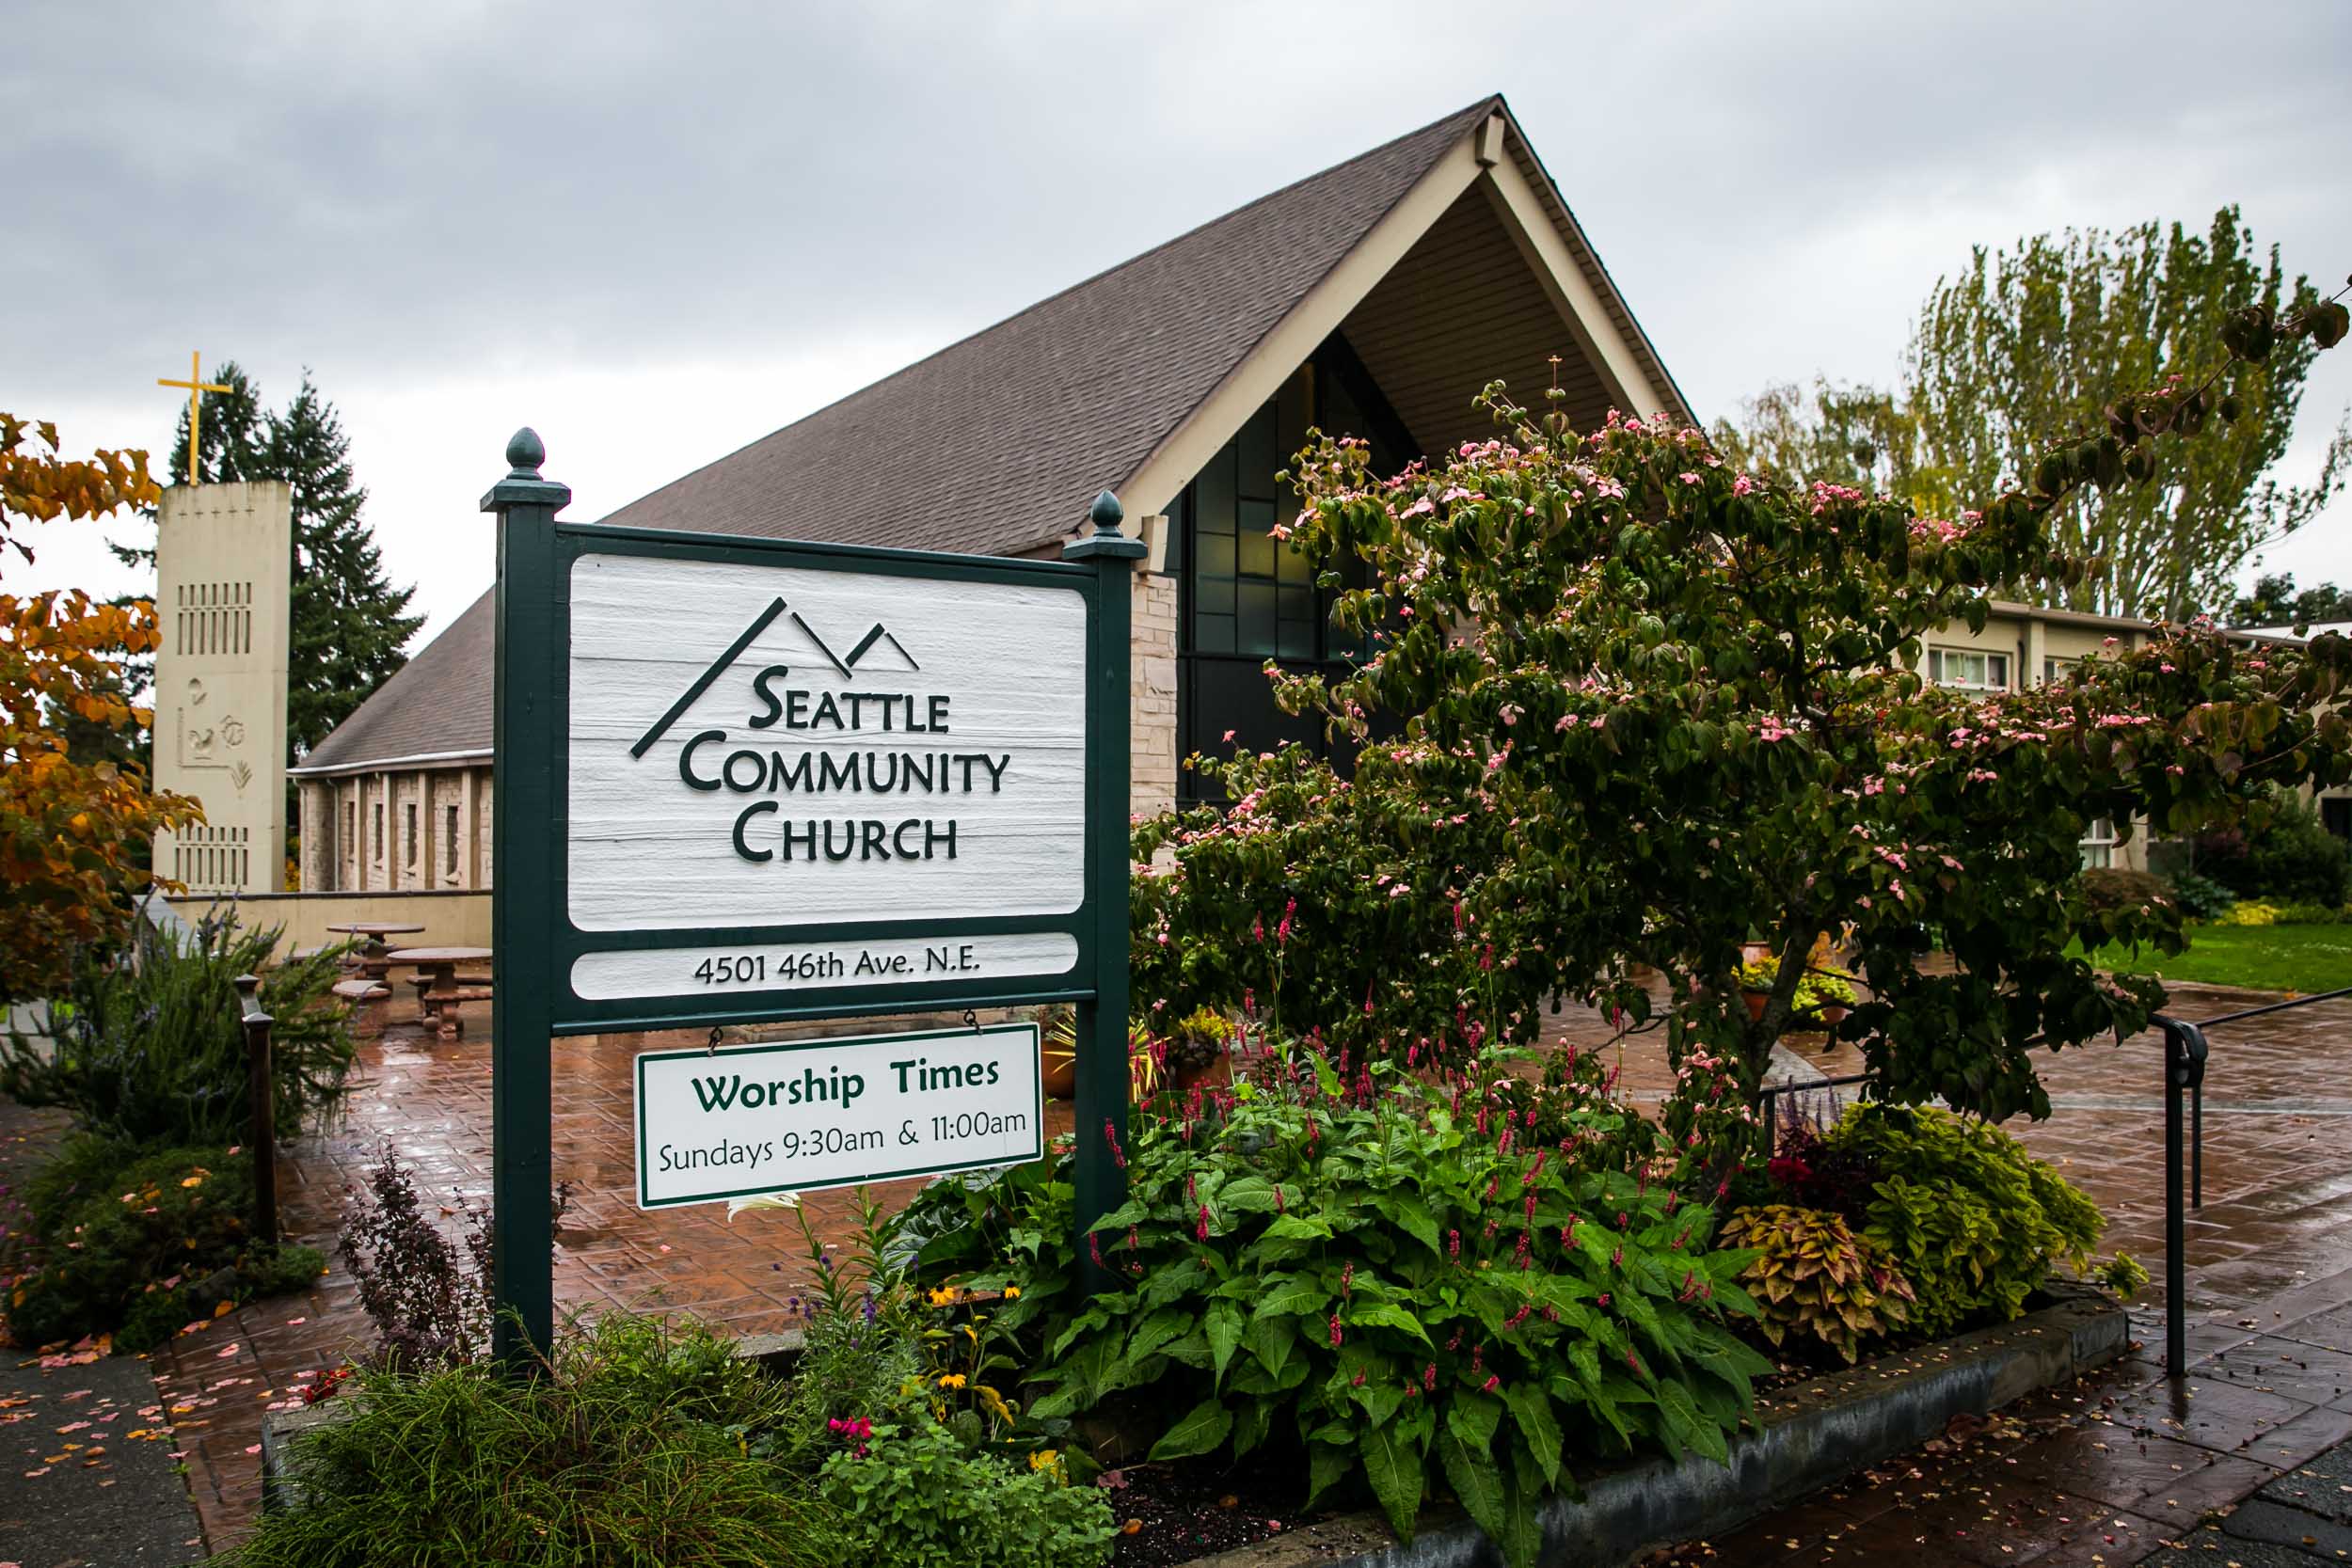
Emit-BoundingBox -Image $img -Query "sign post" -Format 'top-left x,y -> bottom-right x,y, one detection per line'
1063,493 -> 1146,1282
485,434 -> 1139,1361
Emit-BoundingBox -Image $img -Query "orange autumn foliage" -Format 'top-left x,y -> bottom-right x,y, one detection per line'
1,414 -> 199,1002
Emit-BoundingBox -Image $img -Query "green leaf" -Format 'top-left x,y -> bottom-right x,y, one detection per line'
1218,1176 -> 1280,1212
1502,1383 -> 1563,1486
1251,1275 -> 1326,1320
1260,1212 -> 1333,1241
1361,1418 -> 1425,1536
1206,1298 -> 1244,1387
1345,1301 -> 1433,1346
1232,1398 -> 1272,1460
1247,1311 -> 1296,1380
1496,1463 -> 1544,1568
1447,1387 -> 1502,1453
1149,1398 -> 1234,1463
1306,1436 -> 1353,1512
1438,1424 -> 1507,1542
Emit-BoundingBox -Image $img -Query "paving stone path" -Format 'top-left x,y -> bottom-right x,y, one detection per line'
10,976 -> 2342,1558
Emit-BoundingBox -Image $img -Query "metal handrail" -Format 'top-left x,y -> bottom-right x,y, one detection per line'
2155,985 -> 2352,1376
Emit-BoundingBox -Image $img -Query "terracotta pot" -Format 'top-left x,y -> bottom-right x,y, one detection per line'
1818,1004 -> 1850,1028
1741,989 -> 1770,1022
1041,1041 -> 1078,1100
1172,1053 -> 1231,1091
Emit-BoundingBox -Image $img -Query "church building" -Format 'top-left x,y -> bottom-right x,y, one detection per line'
290,95 -> 1692,891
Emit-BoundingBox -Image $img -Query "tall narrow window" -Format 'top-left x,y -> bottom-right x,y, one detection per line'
373,802 -> 384,861
445,805 -> 460,876
405,803 -> 419,868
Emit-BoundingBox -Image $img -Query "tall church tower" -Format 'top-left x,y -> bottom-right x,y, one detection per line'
151,481 -> 293,895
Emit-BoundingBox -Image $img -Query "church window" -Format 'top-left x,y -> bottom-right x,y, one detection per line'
405,803 -> 419,868
445,805 -> 460,876
373,802 -> 384,862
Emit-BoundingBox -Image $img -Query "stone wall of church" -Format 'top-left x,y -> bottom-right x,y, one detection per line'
1133,570 -> 1179,821
295,765 -> 493,892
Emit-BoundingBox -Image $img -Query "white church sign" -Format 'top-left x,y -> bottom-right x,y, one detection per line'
564,550 -> 1089,1005
485,428 -> 1144,1355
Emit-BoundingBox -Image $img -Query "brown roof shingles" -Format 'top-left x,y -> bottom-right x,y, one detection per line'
298,97 -> 1524,773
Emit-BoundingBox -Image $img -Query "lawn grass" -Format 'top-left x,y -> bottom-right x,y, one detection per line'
2085,921 -> 2352,995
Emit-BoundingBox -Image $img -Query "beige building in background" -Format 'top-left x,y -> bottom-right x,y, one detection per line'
152,479 -> 292,895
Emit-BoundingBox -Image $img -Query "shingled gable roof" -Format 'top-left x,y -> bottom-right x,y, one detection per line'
295,94 -> 1686,775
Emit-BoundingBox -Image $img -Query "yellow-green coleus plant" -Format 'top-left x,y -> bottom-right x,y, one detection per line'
1719,1203 -> 1915,1363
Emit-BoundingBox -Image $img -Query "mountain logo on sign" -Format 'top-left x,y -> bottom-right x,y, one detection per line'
630,596 -> 920,759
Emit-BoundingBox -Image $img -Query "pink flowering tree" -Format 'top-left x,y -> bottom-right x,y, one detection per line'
1134,292 -> 2352,1122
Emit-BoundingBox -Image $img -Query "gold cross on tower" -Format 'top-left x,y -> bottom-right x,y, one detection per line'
157,351 -> 232,482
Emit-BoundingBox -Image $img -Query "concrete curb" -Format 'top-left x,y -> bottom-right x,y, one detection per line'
1192,1286 -> 2127,1568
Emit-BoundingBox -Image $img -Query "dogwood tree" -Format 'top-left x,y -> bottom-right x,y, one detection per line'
1134,289 -> 2352,1123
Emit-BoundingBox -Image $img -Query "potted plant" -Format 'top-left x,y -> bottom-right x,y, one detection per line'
1735,956 -> 1858,1027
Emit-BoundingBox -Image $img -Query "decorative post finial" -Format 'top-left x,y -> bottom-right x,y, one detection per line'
1089,490 -> 1123,536
482,426 -> 572,514
505,427 -> 548,478
1064,488 -> 1146,562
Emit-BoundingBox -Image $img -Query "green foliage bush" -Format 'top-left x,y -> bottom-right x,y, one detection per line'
2078,868 -> 2170,919
818,1418 -> 1117,1568
1823,1104 -> 2101,1338
2166,869 -> 2239,921
1,911 -> 356,1147
1718,1205 -> 1914,1364
217,1313 -> 845,1568
6,1137 -> 322,1353
2194,789 -> 2351,907
930,1046 -> 1770,1568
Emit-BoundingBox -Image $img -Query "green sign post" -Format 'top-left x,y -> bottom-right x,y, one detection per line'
485,430 -> 1142,1360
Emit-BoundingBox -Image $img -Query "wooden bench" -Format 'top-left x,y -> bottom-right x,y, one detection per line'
330,978 -> 391,1002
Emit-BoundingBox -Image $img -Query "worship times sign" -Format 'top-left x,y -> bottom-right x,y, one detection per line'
635,1022 -> 1043,1208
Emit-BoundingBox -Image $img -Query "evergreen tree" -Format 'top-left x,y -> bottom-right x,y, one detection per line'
108,363 -> 421,764
267,376 -> 422,758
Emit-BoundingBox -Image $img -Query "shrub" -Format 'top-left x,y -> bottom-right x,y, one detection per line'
2216,900 -> 2282,927
2265,900 -> 2344,925
215,1313 -> 844,1568
766,1294 -> 927,1471
1822,1104 -> 2102,1338
2079,867 -> 2169,918
337,1142 -> 572,1370
0,911 -> 356,1148
942,1046 -> 1770,1568
818,1418 -> 1117,1568
2166,870 -> 2239,921
1718,1205 -> 1915,1364
5,1137 -> 323,1353
2194,789 -> 2351,906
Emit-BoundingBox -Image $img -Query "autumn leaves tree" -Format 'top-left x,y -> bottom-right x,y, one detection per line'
1,416 -> 199,1003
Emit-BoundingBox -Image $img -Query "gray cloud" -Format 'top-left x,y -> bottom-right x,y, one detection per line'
8,0 -> 2351,634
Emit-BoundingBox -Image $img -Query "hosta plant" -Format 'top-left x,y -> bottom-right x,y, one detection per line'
1718,1204 -> 1915,1364
1824,1103 -> 2101,1337
937,1044 -> 1772,1568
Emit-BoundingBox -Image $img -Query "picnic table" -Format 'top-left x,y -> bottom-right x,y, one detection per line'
387,946 -> 494,1041
326,922 -> 426,981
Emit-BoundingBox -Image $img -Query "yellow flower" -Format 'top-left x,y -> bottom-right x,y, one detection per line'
937,1373 -> 967,1390
1028,1448 -> 1059,1472
1003,1286 -> 1022,1300
927,1286 -> 959,1307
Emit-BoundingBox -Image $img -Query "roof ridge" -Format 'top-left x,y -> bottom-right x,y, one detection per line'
595,94 -> 1501,527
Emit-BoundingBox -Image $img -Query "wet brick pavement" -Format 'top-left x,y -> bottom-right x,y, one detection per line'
104,980 -> 2352,1555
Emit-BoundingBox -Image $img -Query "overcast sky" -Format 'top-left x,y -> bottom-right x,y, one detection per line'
9,0 -> 2351,645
